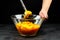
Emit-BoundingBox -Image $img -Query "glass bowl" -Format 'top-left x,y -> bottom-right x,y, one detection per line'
11,14 -> 44,36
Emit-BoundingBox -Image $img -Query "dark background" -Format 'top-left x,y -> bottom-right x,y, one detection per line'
0,0 -> 60,24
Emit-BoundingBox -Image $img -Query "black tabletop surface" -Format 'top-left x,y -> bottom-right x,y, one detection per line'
0,24 -> 60,40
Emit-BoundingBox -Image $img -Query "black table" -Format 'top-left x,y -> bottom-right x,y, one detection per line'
0,24 -> 60,40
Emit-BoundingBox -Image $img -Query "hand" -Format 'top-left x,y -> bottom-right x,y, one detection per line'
39,10 -> 48,19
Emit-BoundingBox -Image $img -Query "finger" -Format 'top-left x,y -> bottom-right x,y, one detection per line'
44,13 -> 48,19
39,12 -> 45,18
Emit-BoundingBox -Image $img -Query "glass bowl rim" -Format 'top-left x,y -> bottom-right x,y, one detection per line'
11,14 -> 41,20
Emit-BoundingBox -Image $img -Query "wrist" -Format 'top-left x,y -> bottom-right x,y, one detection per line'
41,8 -> 49,13
40,9 -> 48,14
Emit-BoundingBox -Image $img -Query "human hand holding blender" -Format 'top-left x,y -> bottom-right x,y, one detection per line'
20,0 -> 52,19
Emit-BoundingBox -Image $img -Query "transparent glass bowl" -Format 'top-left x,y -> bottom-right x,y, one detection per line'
11,14 -> 44,36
